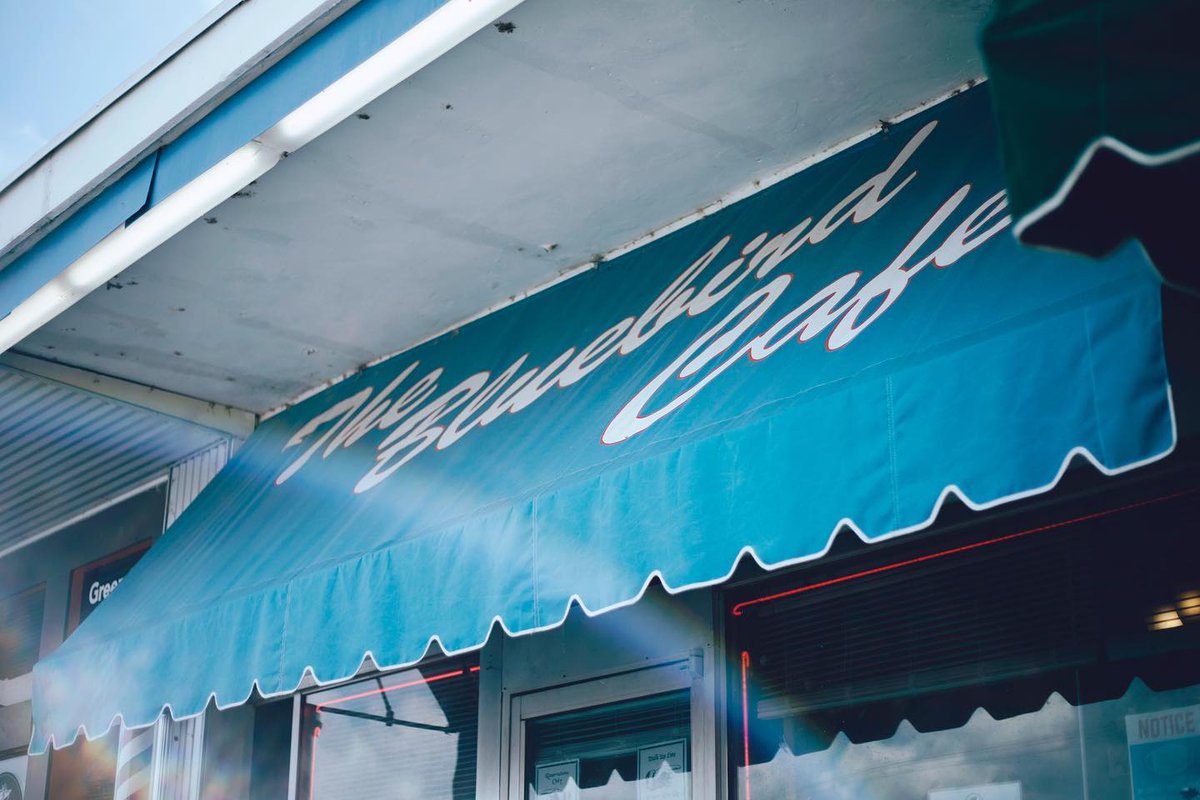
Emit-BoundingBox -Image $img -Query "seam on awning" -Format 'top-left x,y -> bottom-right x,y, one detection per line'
1082,305 -> 1109,466
532,494 -> 541,628
885,376 -> 900,531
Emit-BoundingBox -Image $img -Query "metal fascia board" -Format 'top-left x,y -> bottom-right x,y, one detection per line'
0,0 -> 355,269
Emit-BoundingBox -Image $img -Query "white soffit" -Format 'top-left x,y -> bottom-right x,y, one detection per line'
16,0 -> 990,414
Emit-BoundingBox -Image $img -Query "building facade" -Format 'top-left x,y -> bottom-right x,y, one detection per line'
1,1 -> 1196,799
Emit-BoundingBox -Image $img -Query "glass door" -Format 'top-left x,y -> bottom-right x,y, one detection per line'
508,662 -> 707,800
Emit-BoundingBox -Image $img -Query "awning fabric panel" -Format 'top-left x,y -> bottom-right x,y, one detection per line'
31,86 -> 1175,752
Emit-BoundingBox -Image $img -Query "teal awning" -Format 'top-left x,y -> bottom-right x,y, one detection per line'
31,86 -> 1176,753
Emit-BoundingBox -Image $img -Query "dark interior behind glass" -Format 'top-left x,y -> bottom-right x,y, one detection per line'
302,659 -> 479,800
727,475 -> 1200,800
525,690 -> 690,799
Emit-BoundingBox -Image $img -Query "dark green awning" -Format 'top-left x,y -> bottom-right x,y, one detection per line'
980,0 -> 1199,284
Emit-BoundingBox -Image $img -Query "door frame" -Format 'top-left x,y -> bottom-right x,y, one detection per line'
503,657 -> 715,799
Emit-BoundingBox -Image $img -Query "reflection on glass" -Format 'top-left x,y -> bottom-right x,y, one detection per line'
742,693 -> 1081,800
729,484 -> 1200,800
1081,680 -> 1200,800
737,680 -> 1200,800
304,662 -> 478,799
525,690 -> 690,800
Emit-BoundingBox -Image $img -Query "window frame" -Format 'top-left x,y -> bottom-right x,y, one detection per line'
294,655 -> 482,800
504,658 -> 714,800
0,582 -> 45,682
720,478 -> 1200,800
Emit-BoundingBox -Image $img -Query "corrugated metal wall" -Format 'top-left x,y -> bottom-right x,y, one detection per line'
165,438 -> 236,527
0,364 -> 228,555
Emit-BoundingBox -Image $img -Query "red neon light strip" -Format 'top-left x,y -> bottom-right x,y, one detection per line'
314,668 -> 466,711
741,651 -> 752,800
731,488 -> 1198,617
309,727 -> 320,800
309,665 -> 477,799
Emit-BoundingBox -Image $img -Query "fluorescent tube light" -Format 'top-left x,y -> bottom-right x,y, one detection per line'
66,143 -> 280,290
0,279 -> 74,352
0,0 -> 521,353
0,143 -> 279,353
263,0 -> 523,152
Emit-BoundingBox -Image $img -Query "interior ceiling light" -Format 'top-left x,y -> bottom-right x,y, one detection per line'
0,0 -> 521,354
1177,590 -> 1200,618
1148,607 -> 1185,631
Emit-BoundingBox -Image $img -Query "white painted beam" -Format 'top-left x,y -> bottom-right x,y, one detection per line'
0,352 -> 256,438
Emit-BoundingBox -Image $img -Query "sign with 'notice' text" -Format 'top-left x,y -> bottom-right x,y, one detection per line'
1126,704 -> 1200,800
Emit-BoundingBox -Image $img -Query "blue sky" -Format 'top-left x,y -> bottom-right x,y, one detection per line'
0,0 -> 223,185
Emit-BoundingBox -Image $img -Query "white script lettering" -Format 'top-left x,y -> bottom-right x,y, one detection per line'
276,120 -> 1013,492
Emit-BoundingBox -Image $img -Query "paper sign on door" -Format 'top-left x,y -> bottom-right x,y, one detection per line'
535,759 -> 579,800
929,781 -> 1021,800
1126,704 -> 1200,800
638,739 -> 688,800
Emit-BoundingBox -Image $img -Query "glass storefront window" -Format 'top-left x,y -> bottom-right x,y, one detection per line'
728,484 -> 1200,800
303,660 -> 479,799
1081,680 -> 1200,800
740,692 -> 1084,799
0,584 -> 44,679
524,690 -> 691,800
735,680 -> 1200,800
